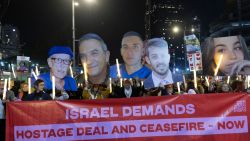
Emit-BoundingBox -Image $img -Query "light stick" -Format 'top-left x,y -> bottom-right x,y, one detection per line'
8,77 -> 11,90
28,78 -> 31,94
2,79 -> 7,100
177,82 -> 180,94
83,62 -> 88,84
109,78 -> 112,93
35,65 -> 40,76
116,59 -> 121,78
247,75 -> 250,88
69,66 -> 74,78
205,76 -> 209,87
11,64 -> 16,79
182,75 -> 187,89
227,76 -> 230,84
52,75 -> 56,100
214,54 -> 223,76
31,69 -> 38,80
120,78 -> 123,87
193,66 -> 197,89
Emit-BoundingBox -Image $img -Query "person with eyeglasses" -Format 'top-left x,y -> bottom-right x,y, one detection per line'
38,46 -> 77,94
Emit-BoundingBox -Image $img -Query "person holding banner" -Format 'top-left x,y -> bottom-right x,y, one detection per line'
0,80 -> 16,102
38,46 -> 77,93
77,33 -> 110,85
110,31 -> 151,79
202,35 -> 250,76
18,82 -> 29,101
24,79 -> 52,101
82,84 -> 109,100
111,79 -> 141,98
143,38 -> 183,89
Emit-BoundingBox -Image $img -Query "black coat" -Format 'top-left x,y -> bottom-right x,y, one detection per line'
111,85 -> 141,98
24,91 -> 52,101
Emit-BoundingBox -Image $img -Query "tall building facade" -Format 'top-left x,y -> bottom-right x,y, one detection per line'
209,0 -> 250,45
145,0 -> 199,71
0,24 -> 20,59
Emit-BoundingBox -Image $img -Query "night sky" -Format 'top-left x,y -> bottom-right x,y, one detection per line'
2,0 -> 224,65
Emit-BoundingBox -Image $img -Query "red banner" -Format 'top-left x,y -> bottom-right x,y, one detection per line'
6,93 -> 250,141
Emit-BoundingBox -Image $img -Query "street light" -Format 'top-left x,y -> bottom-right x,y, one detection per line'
72,0 -> 76,68
74,2 -> 79,6
72,0 -> 96,68
84,0 -> 97,4
191,28 -> 195,32
172,26 -> 180,33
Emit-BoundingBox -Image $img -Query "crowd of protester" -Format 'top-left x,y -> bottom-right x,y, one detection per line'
0,75 -> 248,103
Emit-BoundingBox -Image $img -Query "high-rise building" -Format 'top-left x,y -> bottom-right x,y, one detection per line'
145,0 -> 188,71
0,24 -> 21,59
209,0 -> 250,45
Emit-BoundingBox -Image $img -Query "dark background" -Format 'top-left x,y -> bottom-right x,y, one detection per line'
1,0 -> 224,64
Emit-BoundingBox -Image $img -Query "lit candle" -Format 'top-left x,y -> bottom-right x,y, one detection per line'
52,75 -> 56,100
83,62 -> 88,84
69,66 -> 74,78
214,54 -> 223,76
2,79 -> 7,100
28,78 -> 31,94
109,78 -> 112,93
177,82 -> 180,94
227,76 -> 230,84
116,59 -> 121,78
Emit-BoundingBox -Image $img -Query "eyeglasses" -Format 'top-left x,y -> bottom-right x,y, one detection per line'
50,58 -> 71,65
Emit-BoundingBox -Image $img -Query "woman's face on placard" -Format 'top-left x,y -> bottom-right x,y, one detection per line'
213,36 -> 244,75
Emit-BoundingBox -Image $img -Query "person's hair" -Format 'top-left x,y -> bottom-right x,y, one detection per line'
79,33 -> 108,52
122,31 -> 143,41
218,82 -> 232,93
187,81 -> 195,90
18,82 -> 28,93
197,85 -> 205,94
144,38 -> 169,57
33,79 -> 44,88
231,80 -> 245,92
202,35 -> 249,75
20,82 -> 28,89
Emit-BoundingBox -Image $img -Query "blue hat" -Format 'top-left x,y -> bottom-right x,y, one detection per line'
48,46 -> 73,58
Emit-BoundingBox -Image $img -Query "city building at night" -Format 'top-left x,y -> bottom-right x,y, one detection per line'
209,0 -> 250,45
145,0 -> 200,72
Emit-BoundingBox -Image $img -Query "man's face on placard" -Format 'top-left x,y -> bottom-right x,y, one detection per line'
79,39 -> 110,77
121,36 -> 143,67
48,54 -> 71,79
146,46 -> 170,76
